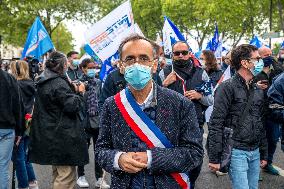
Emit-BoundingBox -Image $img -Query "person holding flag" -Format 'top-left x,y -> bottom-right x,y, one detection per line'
159,41 -> 213,188
95,34 -> 203,189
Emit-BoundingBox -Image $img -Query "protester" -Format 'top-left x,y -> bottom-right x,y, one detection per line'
29,51 -> 89,189
99,42 -> 162,111
254,46 -> 283,175
208,44 -> 268,189
10,60 -> 38,189
95,35 -> 203,189
277,48 -> 284,65
0,64 -> 24,189
200,50 -> 223,88
66,51 -> 83,81
268,72 -> 284,152
159,41 -> 212,189
221,51 -> 236,76
76,58 -> 109,188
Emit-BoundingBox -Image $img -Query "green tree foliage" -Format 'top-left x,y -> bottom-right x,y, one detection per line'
0,0 -> 98,47
51,24 -> 74,54
93,0 -> 281,49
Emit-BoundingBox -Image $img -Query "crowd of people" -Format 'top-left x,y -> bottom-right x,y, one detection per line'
0,34 -> 284,189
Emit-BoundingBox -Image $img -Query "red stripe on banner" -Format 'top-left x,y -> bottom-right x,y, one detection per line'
114,92 -> 155,148
171,173 -> 188,189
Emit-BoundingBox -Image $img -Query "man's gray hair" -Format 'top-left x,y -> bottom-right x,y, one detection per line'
118,34 -> 157,60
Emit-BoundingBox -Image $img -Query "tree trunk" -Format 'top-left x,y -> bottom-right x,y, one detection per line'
277,0 -> 284,33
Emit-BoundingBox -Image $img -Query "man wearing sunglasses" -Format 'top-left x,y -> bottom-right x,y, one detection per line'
208,44 -> 268,189
159,41 -> 213,189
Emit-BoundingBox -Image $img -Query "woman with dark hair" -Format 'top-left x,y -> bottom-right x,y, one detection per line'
200,50 -> 223,88
76,59 -> 109,188
10,60 -> 38,189
29,51 -> 89,189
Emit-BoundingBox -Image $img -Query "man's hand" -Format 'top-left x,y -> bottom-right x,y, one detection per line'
184,90 -> 203,100
15,136 -> 22,146
256,80 -> 268,90
260,160 -> 267,168
163,72 -> 177,87
78,83 -> 86,94
118,152 -> 147,173
132,152 -> 148,164
208,163 -> 220,172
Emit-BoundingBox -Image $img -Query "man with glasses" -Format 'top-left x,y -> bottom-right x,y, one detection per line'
95,35 -> 203,188
159,41 -> 213,189
208,44 -> 268,189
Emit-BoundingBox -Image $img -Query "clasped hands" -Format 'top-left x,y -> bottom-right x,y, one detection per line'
118,152 -> 148,173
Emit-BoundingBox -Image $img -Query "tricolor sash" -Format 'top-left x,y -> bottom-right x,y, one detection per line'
114,88 -> 190,189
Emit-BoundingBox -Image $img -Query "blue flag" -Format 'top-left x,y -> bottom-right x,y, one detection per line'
249,35 -> 263,48
162,16 -> 186,56
99,51 -> 119,82
281,41 -> 284,49
206,24 -> 219,52
21,17 -> 54,60
84,44 -> 102,64
211,24 -> 219,52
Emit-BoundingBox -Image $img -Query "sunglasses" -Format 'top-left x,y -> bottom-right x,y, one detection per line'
173,51 -> 189,56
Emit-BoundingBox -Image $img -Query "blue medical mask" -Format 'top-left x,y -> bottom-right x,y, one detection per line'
124,63 -> 152,90
251,59 -> 264,76
87,69 -> 95,78
72,59 -> 80,67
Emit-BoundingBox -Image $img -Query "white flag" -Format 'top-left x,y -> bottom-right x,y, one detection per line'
84,1 -> 135,61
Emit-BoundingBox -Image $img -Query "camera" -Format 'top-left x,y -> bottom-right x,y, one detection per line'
25,56 -> 39,81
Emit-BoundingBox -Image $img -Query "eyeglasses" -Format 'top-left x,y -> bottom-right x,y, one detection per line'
246,57 -> 262,63
121,56 -> 156,66
173,51 -> 189,56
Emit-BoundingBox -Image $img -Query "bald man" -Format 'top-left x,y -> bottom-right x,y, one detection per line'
254,46 -> 283,176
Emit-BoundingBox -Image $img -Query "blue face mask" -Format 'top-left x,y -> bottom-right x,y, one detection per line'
124,63 -> 152,90
252,59 -> 264,76
87,69 -> 95,78
72,59 -> 80,67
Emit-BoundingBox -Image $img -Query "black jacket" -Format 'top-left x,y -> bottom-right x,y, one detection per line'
0,70 -> 24,135
208,73 -> 268,163
99,69 -> 126,111
29,69 -> 89,166
18,79 -> 36,114
207,69 -> 223,88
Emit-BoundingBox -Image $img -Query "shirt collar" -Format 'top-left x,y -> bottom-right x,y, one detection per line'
137,82 -> 154,110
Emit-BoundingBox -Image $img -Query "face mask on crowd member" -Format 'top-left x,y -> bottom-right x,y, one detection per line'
263,56 -> 274,67
172,42 -> 192,68
243,56 -> 263,76
72,59 -> 80,67
80,59 -> 99,78
67,51 -> 79,68
120,39 -> 158,90
252,59 -> 264,75
199,54 -> 206,69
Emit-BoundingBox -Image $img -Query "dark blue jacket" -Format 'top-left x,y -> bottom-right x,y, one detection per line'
95,85 -> 203,189
268,72 -> 284,150
268,72 -> 284,122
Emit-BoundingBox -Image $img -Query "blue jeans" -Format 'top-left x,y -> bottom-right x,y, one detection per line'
265,120 -> 281,164
13,136 -> 36,188
229,148 -> 260,189
0,129 -> 15,189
